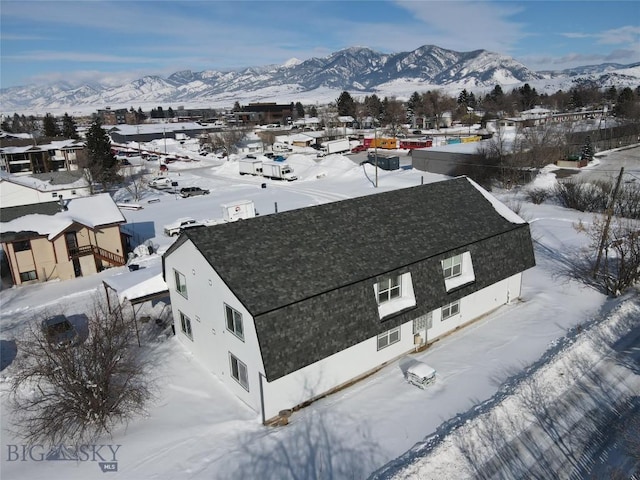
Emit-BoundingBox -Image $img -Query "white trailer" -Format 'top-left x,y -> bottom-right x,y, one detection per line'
222,200 -> 256,222
319,138 -> 350,156
239,158 -> 263,176
262,162 -> 297,181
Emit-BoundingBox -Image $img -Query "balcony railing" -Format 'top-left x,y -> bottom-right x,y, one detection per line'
68,245 -> 125,266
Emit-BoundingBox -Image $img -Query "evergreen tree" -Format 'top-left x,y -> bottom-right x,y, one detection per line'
11,113 -> 22,133
518,83 -> 538,110
156,106 -> 164,118
364,94 -> 384,120
233,101 -> 242,112
457,89 -> 469,106
84,118 -> 120,192
581,136 -> 594,161
136,107 -> 147,123
1,119 -> 12,132
62,113 -> 79,139
167,107 -> 175,118
605,86 -> 618,102
309,105 -> 318,117
43,113 -> 60,137
295,101 -> 305,118
407,91 -> 421,117
336,91 -> 356,117
614,87 -> 638,119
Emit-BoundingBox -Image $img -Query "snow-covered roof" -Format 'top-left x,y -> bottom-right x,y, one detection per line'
109,123 -> 209,135
0,193 -> 125,240
103,263 -> 168,304
0,171 -> 88,191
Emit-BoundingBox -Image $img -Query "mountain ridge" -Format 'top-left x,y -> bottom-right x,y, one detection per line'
1,44 -> 638,114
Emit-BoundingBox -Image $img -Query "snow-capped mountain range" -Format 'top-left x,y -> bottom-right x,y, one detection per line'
2,44 -> 639,114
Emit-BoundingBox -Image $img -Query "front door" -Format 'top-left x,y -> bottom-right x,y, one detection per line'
413,312 -> 432,345
65,231 -> 82,277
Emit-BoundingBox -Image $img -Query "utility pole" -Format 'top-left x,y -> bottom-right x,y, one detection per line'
374,125 -> 378,188
593,167 -> 624,278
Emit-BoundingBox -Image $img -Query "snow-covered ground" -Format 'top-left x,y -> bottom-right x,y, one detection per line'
1,144 -> 639,479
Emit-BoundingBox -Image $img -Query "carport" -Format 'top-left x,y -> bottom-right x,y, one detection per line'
102,264 -> 170,346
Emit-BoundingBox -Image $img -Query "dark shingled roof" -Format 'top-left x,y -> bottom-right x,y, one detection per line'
183,177 -> 527,316
1,201 -> 62,223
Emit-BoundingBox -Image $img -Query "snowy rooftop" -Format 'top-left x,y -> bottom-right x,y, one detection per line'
0,193 -> 125,240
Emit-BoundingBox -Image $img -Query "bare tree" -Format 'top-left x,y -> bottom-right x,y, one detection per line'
206,128 -> 249,157
8,295 -> 153,445
584,215 -> 640,295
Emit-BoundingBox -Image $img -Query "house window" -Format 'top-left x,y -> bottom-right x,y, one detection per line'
373,272 -> 417,319
442,252 -> 475,291
225,304 -> 244,341
13,240 -> 31,252
377,275 -> 401,304
442,254 -> 462,279
377,326 -> 401,350
442,301 -> 460,320
229,353 -> 249,391
19,270 -> 37,282
174,269 -> 187,298
179,311 -> 193,340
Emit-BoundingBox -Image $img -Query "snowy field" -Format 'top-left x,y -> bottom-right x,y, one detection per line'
1,143 -> 639,479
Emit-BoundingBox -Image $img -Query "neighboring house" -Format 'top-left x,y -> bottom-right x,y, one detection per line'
162,177 -> 536,423
0,139 -> 85,174
0,171 -> 91,208
0,194 -> 127,286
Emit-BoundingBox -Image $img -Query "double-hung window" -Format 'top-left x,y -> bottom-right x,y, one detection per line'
225,304 -> 244,341
179,311 -> 193,340
377,326 -> 401,350
377,276 -> 401,304
174,269 -> 187,298
442,252 -> 475,291
442,300 -> 460,320
374,272 -> 416,319
229,353 -> 249,390
442,254 -> 462,279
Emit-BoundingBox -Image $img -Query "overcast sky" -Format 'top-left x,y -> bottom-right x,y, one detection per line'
1,0 -> 638,88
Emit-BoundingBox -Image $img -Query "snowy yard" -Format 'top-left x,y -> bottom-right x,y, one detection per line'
1,144 -> 639,479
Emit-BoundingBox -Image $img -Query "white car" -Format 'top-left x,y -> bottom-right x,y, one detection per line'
148,176 -> 172,188
163,217 -> 204,236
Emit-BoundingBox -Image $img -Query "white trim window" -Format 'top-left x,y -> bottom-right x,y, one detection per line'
377,326 -> 401,350
442,254 -> 462,279
179,311 -> 193,340
373,272 -> 417,319
377,275 -> 401,304
229,353 -> 249,391
442,252 -> 475,291
174,269 -> 188,298
442,300 -> 460,320
225,304 -> 244,341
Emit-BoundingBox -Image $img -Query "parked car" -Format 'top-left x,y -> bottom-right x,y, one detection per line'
148,176 -> 172,188
164,217 -> 205,236
180,187 -> 210,198
351,144 -> 367,153
41,315 -> 78,349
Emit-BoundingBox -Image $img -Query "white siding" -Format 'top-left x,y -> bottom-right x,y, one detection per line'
0,180 -> 91,207
260,272 -> 523,421
260,321 -> 415,421
166,238 -> 524,422
426,273 -> 522,342
164,240 -> 265,413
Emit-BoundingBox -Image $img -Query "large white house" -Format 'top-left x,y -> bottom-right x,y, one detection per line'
162,177 -> 536,423
0,171 -> 91,208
